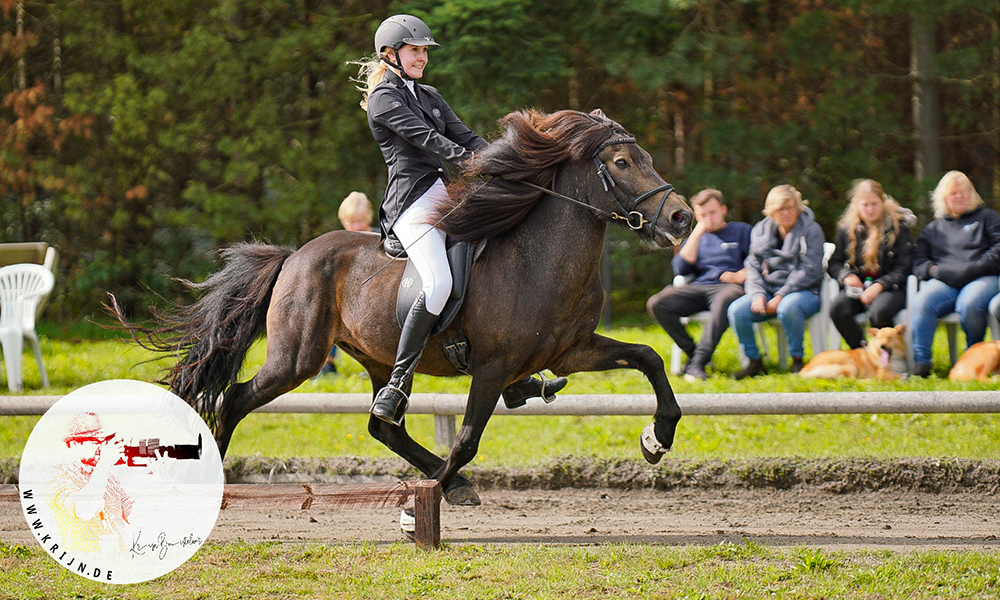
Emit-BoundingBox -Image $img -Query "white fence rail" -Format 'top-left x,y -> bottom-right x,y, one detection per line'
4,392 -> 997,447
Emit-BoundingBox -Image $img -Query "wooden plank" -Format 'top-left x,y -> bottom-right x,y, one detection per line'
221,482 -> 419,510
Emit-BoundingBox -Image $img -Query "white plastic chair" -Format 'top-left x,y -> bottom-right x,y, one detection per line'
0,264 -> 55,391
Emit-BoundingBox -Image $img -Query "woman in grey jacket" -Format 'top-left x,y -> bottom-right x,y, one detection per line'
727,185 -> 826,378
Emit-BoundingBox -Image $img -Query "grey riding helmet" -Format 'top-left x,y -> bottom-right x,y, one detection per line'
374,14 -> 440,54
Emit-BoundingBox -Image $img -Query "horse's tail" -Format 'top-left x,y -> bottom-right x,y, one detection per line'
106,242 -> 294,431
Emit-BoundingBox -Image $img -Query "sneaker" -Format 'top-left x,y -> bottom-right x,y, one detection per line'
912,363 -> 932,377
684,362 -> 708,381
791,356 -> 804,373
733,358 -> 765,380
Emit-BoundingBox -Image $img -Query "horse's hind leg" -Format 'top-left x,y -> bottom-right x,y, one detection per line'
215,320 -> 332,458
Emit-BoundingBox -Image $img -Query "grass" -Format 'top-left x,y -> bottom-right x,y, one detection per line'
3,323 -> 1000,464
1,540 -> 998,599
1,323 -> 997,464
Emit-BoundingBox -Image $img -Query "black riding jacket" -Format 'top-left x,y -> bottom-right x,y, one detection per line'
367,70 -> 487,236
828,221 -> 914,292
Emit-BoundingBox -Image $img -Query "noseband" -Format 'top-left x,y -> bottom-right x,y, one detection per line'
521,136 -> 676,234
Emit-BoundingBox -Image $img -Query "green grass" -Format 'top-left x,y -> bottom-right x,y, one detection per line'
1,540 -> 998,599
2,323 -> 999,464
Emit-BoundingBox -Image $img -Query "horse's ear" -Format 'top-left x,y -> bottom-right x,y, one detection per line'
589,108 -> 606,119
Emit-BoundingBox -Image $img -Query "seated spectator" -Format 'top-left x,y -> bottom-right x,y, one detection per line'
646,188 -> 751,380
828,179 -> 914,349
727,184 -> 825,379
910,171 -> 1000,377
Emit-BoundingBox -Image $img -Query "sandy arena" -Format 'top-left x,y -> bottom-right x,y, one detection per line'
3,456 -> 998,551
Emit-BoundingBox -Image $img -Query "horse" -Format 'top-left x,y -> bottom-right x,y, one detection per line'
109,108 -> 693,506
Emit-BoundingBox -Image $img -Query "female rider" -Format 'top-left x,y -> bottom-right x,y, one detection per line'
356,15 -> 565,425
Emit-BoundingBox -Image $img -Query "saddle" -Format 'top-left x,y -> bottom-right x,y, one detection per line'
384,234 -> 486,373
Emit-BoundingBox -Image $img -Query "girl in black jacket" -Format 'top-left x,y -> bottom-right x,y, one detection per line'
355,15 -> 564,425
828,179 -> 914,349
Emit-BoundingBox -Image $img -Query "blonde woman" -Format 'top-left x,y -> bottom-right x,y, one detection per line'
827,180 -> 914,349
356,15 -> 564,423
727,185 -> 826,378
911,171 -> 1000,376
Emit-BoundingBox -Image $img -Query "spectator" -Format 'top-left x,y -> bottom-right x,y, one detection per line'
646,189 -> 751,380
317,191 -> 376,377
727,184 -> 825,379
910,171 -> 1000,376
828,179 -> 914,349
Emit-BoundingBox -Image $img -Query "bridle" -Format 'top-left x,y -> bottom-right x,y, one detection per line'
520,136 -> 676,234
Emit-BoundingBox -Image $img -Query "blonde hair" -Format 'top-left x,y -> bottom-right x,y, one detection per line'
837,179 -> 903,275
338,191 -> 373,225
762,184 -> 806,218
931,170 -> 982,219
350,52 -> 392,111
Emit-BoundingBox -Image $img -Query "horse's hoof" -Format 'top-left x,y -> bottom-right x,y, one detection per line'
640,423 -> 670,465
444,484 -> 481,506
399,508 -> 415,540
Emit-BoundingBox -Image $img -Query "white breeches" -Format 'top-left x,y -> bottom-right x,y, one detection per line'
392,179 -> 453,316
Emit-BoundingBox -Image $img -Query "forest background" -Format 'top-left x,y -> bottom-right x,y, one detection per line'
1,0 -> 998,323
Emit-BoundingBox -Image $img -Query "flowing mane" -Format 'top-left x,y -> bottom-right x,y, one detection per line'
433,109 -> 632,242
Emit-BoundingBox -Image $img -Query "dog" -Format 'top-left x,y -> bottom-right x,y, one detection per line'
949,340 -> 1000,381
799,324 -> 908,381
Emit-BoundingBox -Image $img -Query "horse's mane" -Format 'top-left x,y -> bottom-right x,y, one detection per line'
432,109 -> 631,242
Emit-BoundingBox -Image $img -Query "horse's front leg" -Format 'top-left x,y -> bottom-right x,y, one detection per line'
430,368 -> 507,506
550,333 -> 681,464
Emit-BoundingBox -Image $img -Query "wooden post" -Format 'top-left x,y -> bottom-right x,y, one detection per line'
413,479 -> 441,550
434,414 -> 456,448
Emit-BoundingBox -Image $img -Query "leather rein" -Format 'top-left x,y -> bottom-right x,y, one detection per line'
519,136 -> 676,234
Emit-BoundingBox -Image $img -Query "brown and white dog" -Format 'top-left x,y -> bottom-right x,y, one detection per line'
948,341 -> 1000,381
799,324 -> 908,381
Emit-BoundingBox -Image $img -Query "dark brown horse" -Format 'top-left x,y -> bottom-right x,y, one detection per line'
110,108 -> 692,506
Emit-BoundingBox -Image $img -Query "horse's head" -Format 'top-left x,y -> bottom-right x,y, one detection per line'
587,110 -> 693,248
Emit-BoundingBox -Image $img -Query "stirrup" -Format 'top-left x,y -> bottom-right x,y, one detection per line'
371,385 -> 409,426
501,374 -> 568,410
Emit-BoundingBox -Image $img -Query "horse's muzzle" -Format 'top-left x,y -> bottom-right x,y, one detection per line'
652,207 -> 694,248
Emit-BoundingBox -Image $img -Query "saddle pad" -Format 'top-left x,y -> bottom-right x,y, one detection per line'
395,239 -> 485,335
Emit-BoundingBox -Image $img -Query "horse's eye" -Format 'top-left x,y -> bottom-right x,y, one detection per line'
614,158 -> 629,169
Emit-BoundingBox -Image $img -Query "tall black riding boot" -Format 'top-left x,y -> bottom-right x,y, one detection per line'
371,293 -> 439,426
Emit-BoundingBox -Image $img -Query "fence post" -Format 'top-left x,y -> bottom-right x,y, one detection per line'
413,480 -> 441,550
434,414 -> 456,448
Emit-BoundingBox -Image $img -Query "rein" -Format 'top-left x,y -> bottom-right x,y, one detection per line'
520,136 -> 675,233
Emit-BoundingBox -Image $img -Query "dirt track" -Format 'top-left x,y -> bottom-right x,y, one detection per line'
4,457 -> 998,551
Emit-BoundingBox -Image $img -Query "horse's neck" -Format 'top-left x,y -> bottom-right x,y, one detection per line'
507,177 -> 608,280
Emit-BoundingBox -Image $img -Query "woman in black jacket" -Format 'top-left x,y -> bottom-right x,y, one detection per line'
827,179 -> 914,349
355,15 -> 564,425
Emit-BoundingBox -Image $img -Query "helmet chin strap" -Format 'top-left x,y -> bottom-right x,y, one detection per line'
381,53 -> 412,81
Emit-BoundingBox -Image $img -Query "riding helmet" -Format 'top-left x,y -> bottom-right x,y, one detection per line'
374,14 -> 440,54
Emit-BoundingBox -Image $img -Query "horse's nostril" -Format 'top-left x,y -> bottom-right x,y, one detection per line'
671,210 -> 693,228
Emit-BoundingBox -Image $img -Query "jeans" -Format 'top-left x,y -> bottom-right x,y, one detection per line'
910,276 -> 999,366
727,290 -> 821,361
